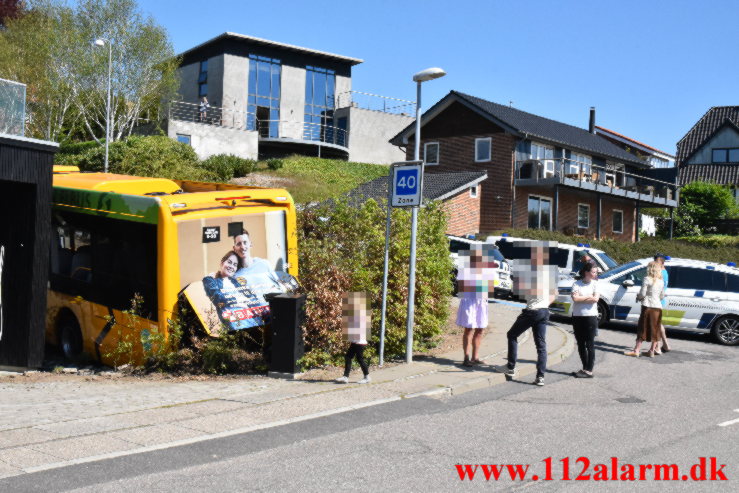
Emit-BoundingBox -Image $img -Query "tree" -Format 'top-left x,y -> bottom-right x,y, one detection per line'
672,181 -> 735,236
0,0 -> 178,143
0,0 -> 24,27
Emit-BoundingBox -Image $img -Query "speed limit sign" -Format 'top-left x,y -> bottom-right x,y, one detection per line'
391,161 -> 423,207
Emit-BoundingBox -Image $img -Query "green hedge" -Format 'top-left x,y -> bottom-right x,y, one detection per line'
201,154 -> 256,181
297,199 -> 452,367
483,229 -> 739,265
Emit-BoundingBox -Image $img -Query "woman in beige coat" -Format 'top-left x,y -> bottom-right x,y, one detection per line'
624,261 -> 665,358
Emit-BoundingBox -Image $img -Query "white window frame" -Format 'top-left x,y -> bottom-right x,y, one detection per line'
470,185 -> 478,198
530,142 -> 555,178
570,152 -> 592,175
424,142 -> 439,165
612,209 -> 623,234
578,203 -> 590,229
475,137 -> 492,162
528,194 -> 553,230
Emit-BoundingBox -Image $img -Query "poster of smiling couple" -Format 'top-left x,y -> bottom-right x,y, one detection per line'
180,211 -> 295,336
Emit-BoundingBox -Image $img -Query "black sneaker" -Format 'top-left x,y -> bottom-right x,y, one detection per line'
534,375 -> 545,386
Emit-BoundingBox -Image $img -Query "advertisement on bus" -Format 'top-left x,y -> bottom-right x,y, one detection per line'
180,210 -> 294,336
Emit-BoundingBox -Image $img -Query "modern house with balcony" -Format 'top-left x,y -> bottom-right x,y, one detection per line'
165,32 -> 414,164
390,91 -> 678,242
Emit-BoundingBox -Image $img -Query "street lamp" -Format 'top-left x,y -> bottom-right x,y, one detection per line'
405,67 -> 446,363
94,38 -> 112,173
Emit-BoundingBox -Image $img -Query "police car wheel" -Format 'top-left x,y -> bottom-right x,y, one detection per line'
712,316 -> 739,346
596,301 -> 609,328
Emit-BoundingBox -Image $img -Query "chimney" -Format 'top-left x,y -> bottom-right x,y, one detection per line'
589,107 -> 596,134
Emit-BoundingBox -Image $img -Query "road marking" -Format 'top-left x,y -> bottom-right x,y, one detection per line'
490,299 -> 525,308
22,396 -> 402,474
717,409 -> 739,427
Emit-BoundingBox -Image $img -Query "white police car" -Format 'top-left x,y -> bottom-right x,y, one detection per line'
549,257 -> 739,346
489,235 -> 619,280
447,235 -> 512,297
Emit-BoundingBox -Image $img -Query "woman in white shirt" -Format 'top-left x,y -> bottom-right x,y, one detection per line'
571,262 -> 599,377
625,261 -> 665,358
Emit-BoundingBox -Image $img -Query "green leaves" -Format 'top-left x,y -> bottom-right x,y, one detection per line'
297,199 -> 453,366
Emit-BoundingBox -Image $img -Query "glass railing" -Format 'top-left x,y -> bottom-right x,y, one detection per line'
0,78 -> 26,137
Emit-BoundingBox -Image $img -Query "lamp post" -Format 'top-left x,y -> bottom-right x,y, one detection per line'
94,38 -> 112,173
405,67 -> 446,363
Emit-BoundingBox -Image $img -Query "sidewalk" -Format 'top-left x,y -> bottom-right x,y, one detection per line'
0,301 -> 574,479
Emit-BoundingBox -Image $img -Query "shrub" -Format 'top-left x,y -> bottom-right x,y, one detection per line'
266,158 -> 284,170
201,154 -> 256,181
61,135 -> 214,181
58,139 -> 101,156
674,181 -> 735,235
297,199 -> 452,366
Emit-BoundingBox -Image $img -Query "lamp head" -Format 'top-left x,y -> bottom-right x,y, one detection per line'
93,39 -> 106,47
413,67 -> 446,83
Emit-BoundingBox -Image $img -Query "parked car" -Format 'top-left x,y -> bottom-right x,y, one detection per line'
447,235 -> 512,298
549,257 -> 739,346
488,235 -> 618,280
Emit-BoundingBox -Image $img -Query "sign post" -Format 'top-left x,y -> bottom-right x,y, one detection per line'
378,160 -> 423,366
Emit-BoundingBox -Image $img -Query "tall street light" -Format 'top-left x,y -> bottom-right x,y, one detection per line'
406,67 -> 446,363
94,38 -> 112,173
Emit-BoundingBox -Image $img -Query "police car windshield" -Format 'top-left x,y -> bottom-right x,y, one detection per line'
598,261 -> 641,279
592,251 -> 619,269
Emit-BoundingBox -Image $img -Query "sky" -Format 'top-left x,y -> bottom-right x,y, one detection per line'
136,0 -> 738,156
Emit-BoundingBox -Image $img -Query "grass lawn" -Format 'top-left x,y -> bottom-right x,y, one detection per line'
257,155 -> 389,203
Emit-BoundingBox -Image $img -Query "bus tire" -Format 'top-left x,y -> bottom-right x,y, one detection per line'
712,315 -> 739,346
597,301 -> 609,328
58,316 -> 83,360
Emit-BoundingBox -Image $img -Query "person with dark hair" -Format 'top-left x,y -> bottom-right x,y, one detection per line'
202,251 -> 255,331
501,241 -> 559,386
456,244 -> 497,367
571,262 -> 600,377
335,292 -> 371,384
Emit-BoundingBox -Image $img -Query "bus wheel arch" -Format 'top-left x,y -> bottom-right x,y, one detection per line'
57,310 -> 83,360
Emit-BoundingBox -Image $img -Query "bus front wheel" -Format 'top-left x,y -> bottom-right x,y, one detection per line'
58,317 -> 83,360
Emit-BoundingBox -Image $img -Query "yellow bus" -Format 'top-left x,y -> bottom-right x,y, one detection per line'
47,168 -> 298,365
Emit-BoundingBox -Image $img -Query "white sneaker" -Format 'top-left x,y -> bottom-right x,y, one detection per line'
357,375 -> 371,384
335,376 -> 349,384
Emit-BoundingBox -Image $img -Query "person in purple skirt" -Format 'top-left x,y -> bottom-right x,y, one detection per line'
456,244 -> 498,367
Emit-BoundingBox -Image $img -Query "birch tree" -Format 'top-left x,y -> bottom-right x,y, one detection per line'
0,0 -> 178,143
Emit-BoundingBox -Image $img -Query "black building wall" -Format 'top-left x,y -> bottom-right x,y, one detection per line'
0,135 -> 57,368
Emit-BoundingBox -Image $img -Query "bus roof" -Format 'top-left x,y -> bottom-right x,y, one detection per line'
52,171 -> 294,220
53,172 -> 182,195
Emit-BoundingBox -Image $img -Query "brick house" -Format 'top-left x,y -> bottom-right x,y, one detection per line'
390,91 -> 678,242
346,171 -> 487,236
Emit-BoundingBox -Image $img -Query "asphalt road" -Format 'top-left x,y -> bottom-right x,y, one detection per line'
2,319 -> 737,492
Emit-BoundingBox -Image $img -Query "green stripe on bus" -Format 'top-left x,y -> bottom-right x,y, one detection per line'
52,187 -> 159,224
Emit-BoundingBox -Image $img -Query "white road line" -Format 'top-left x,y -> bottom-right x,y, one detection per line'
717,409 -> 739,427
22,396 -> 402,474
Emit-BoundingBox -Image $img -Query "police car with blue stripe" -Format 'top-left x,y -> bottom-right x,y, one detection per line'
550,257 -> 739,346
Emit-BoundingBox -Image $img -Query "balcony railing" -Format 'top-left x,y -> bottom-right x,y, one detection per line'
336,91 -> 415,115
169,100 -> 348,148
169,100 -> 253,129
515,158 -> 678,204
255,120 -> 348,148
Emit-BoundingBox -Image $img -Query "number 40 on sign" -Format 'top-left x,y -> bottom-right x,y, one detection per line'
391,161 -> 423,207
